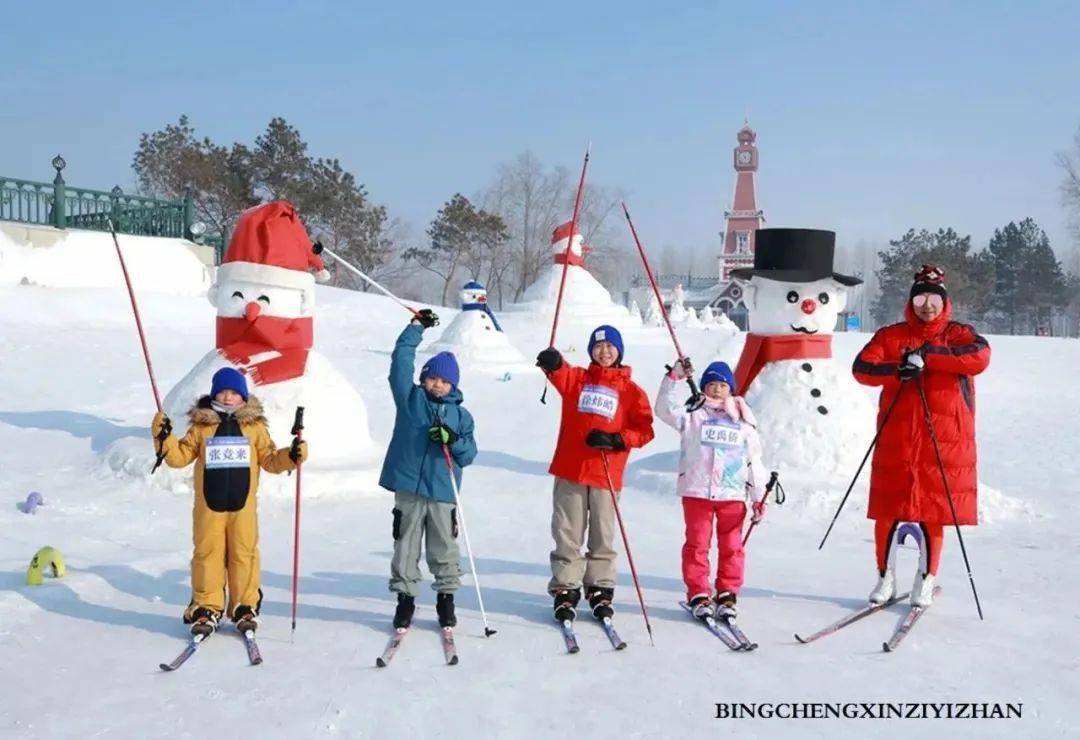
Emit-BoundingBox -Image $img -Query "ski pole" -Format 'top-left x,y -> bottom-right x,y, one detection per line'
317,244 -> 422,320
599,450 -> 654,646
290,406 -> 305,638
440,444 -> 497,636
915,379 -> 984,621
542,143 -> 590,405
818,382 -> 906,550
742,471 -> 781,547
622,203 -> 702,410
107,218 -> 169,473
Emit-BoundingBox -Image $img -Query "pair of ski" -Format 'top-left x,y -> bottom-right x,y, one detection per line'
560,616 -> 627,654
794,586 -> 941,652
376,625 -> 458,667
680,601 -> 757,651
159,629 -> 262,672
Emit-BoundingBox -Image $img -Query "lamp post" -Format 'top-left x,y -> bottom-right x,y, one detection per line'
51,155 -> 66,229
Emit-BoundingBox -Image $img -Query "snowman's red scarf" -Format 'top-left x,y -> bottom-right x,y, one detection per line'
734,334 -> 833,392
216,316 -> 313,385
553,252 -> 585,267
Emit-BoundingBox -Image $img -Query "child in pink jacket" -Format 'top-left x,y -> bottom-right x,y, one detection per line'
655,360 -> 767,619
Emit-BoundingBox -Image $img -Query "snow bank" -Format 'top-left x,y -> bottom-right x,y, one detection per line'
0,226 -> 211,294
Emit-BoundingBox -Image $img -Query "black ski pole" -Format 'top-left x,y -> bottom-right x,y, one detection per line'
915,379 -> 984,621
818,382 -> 906,550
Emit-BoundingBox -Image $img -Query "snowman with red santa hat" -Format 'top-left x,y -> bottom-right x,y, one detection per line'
160,201 -> 376,484
720,228 -> 875,477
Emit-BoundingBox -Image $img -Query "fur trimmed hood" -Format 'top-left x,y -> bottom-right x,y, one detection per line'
187,395 -> 267,426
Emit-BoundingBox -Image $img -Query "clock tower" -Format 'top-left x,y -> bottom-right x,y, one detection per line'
719,123 -> 764,281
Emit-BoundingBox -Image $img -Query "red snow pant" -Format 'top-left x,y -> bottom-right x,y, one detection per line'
681,497 -> 747,601
874,519 -> 944,575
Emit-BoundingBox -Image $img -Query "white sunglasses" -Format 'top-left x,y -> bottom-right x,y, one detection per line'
912,293 -> 944,309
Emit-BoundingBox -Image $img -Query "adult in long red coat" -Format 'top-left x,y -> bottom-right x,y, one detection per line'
852,265 -> 990,607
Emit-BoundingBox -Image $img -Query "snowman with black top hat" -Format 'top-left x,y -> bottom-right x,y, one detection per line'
722,228 -> 875,477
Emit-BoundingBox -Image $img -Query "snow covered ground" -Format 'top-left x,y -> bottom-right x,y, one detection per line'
0,274 -> 1076,739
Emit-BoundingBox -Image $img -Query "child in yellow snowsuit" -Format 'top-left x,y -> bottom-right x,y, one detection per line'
151,367 -> 308,635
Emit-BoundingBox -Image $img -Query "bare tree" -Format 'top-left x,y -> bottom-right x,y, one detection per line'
480,151 -> 629,303
1059,125 -> 1080,245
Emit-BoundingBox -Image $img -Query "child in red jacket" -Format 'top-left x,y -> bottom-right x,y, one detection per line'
536,325 -> 654,623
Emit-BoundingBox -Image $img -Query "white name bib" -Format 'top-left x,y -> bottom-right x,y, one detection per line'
701,419 -> 742,449
578,384 -> 619,420
206,436 -> 251,469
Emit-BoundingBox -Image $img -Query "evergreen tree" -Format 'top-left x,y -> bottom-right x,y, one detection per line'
406,194 -> 509,306
988,219 -> 1068,334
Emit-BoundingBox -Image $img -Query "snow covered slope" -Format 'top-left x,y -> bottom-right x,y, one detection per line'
0,278 -> 1074,739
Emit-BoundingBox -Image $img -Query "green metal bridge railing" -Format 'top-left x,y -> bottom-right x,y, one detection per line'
0,155 -> 227,260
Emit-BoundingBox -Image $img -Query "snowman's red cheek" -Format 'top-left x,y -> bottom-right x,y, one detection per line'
801,299 -> 816,315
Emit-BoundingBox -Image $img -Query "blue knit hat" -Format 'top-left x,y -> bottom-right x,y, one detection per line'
588,325 -> 624,364
463,280 -> 485,291
699,361 -> 736,394
420,351 -> 461,388
211,367 -> 249,401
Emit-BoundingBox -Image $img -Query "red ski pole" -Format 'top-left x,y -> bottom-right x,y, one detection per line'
289,406 -> 305,638
107,219 -> 170,472
742,471 -> 781,547
107,219 -> 163,410
622,203 -> 702,409
599,451 -> 654,646
541,144 -> 590,404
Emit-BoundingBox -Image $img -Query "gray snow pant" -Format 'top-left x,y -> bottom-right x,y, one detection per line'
548,477 -> 618,594
389,490 -> 461,597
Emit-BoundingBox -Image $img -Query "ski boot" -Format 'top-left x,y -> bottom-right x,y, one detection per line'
393,593 -> 416,629
586,586 -> 615,621
688,593 -> 714,620
552,588 -> 581,622
911,572 -> 936,607
713,591 -> 737,618
436,592 -> 457,628
186,606 -> 221,636
869,569 -> 897,605
233,605 -> 259,634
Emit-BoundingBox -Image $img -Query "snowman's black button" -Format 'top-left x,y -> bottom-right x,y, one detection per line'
811,388 -> 822,398
801,363 -> 813,372
817,405 -> 828,415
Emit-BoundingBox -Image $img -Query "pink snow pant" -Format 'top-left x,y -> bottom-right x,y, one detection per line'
681,497 -> 747,601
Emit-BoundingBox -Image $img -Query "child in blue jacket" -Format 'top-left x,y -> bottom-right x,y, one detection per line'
379,310 -> 478,629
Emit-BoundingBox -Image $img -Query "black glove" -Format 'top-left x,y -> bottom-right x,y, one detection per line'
536,347 -> 563,373
898,349 -> 925,381
585,429 -> 625,450
289,437 -> 307,464
428,423 -> 458,446
413,309 -> 440,328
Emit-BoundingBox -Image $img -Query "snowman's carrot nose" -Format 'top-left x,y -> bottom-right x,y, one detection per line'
801,298 -> 816,315
245,301 -> 262,322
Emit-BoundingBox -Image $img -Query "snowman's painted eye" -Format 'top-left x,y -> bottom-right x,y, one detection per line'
786,291 -> 799,303
818,292 -> 830,305
257,295 -> 270,305
232,291 -> 244,299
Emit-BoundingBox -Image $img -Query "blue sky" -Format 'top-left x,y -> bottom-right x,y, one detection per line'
2,1 -> 1078,260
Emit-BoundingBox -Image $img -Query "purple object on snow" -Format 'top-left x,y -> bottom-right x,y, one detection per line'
19,491 -> 44,514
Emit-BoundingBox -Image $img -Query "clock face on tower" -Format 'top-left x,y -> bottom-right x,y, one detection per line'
737,150 -> 753,166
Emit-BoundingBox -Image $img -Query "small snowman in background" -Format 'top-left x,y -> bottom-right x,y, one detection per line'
425,280 -> 528,366
724,228 -> 874,477
161,200 -> 376,475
